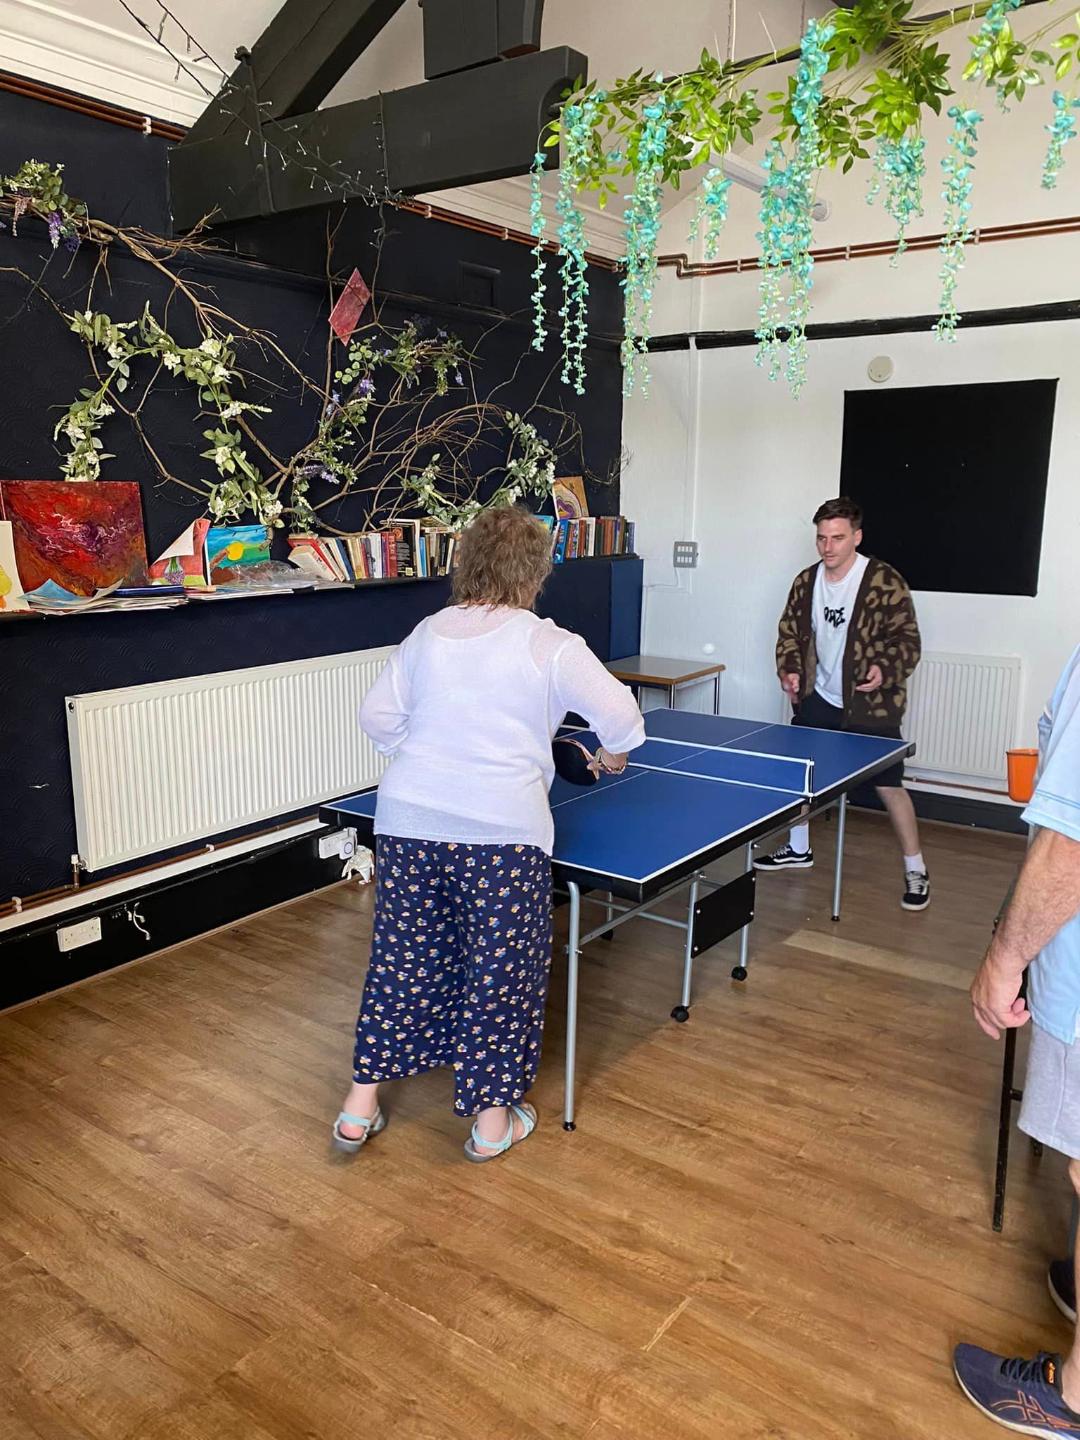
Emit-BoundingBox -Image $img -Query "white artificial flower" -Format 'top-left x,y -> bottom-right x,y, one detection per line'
199,337 -> 221,356
212,364 -> 230,383
162,352 -> 182,373
213,446 -> 232,467
221,402 -> 242,419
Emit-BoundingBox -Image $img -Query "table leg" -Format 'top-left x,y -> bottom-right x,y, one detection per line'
671,873 -> 700,1023
832,794 -> 848,923
713,673 -> 721,715
668,683 -> 677,709
732,844 -> 753,981
993,1024 -> 1018,1231
563,881 -> 581,1132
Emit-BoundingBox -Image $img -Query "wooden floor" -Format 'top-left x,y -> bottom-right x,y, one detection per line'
0,811 -> 1067,1439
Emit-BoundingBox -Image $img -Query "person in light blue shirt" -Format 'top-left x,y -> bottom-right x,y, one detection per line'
953,645 -> 1080,1437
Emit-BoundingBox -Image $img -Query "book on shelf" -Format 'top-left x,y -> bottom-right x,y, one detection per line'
548,514 -> 636,564
285,522 -> 460,585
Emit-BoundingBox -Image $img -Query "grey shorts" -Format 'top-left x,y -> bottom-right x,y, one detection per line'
1019,1022 -> 1080,1160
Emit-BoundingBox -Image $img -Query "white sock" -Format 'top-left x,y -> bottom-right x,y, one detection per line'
904,852 -> 926,875
790,823 -> 811,855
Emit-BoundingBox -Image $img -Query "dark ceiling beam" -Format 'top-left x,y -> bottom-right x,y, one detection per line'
185,0 -> 408,145
169,45 -> 585,229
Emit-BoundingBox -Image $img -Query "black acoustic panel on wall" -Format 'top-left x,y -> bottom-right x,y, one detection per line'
839,379 -> 1056,595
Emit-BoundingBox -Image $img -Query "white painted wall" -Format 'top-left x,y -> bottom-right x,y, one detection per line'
622,321 -> 1080,765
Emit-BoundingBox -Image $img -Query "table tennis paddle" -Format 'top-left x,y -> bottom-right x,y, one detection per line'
553,735 -> 602,786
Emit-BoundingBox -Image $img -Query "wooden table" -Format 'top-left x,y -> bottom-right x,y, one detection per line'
605,654 -> 726,715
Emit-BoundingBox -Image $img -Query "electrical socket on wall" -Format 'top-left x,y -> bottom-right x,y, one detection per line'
57,916 -> 102,952
673,540 -> 699,568
319,829 -> 356,861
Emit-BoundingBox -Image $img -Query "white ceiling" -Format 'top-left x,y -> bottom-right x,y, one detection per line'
53,0 -> 827,102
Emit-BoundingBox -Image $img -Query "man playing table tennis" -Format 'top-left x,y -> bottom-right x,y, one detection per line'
755,496 -> 930,911
331,504 -> 644,1163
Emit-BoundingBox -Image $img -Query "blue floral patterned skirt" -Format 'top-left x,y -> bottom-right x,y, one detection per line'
352,835 -> 553,1116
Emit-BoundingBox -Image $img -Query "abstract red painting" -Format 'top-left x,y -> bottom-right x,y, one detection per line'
0,481 -> 149,596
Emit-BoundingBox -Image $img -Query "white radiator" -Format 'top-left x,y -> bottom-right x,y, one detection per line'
66,648 -> 393,871
903,651 -> 1022,783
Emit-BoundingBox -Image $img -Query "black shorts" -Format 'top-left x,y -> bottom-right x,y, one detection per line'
792,688 -> 907,792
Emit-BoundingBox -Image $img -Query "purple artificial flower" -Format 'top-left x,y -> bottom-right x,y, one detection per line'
454,370 -> 464,386
63,231 -> 80,253
357,376 -> 375,397
47,210 -> 62,249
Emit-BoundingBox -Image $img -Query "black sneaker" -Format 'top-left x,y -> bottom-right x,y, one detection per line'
901,870 -> 930,911
753,844 -> 814,871
1049,1258 -> 1077,1324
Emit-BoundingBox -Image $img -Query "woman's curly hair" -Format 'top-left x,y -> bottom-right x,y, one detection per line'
452,505 -> 553,609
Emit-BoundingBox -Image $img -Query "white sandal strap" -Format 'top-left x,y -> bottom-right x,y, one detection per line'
470,1104 -> 534,1153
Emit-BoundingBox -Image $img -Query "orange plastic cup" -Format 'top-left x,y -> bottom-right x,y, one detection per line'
1006,748 -> 1038,804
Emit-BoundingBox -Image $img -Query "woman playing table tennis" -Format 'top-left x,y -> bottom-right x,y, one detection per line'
333,505 -> 645,1162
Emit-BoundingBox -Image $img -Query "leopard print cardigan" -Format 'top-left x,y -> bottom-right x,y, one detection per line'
775,557 -> 921,731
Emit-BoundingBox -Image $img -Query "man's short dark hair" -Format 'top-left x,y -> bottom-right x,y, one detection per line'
813,496 -> 863,530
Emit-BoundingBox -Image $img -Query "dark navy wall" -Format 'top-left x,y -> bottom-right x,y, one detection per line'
0,89 -> 635,901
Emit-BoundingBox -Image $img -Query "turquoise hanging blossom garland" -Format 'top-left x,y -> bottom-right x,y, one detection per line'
755,17 -> 833,397
621,95 -> 671,398
933,0 -> 1020,339
529,150 -> 548,352
755,142 -> 791,383
934,106 -> 981,341
865,136 -> 926,262
688,166 -> 732,262
1043,90 -> 1080,186
556,94 -> 606,395
784,18 -> 834,397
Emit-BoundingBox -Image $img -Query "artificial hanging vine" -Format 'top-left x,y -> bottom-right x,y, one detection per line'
755,142 -> 791,382
621,96 -> 671,397
687,167 -> 732,262
553,96 -> 603,395
784,18 -> 834,396
934,105 -> 982,342
1042,88 -> 1080,185
529,150 -> 549,351
866,136 -> 927,261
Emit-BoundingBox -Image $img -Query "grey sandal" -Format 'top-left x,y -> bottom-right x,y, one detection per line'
463,1102 -> 537,1163
331,1106 -> 387,1154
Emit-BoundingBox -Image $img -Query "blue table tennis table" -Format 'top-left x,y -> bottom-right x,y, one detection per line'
320,709 -> 913,1132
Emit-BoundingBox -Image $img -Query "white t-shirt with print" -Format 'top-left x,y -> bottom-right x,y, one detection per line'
812,553 -> 869,709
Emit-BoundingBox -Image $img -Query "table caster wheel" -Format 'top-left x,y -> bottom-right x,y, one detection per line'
562,1120 -> 576,1132
670,1005 -> 690,1023
731,965 -> 748,981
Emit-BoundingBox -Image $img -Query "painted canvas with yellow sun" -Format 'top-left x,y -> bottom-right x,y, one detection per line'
206,525 -> 271,584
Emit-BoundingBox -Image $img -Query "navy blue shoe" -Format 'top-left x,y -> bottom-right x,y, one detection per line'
953,1346 -> 1080,1435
